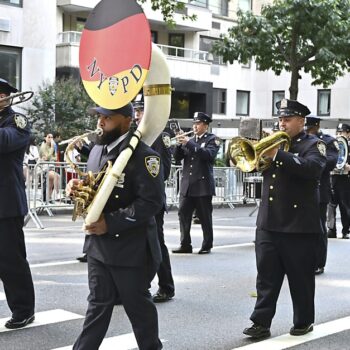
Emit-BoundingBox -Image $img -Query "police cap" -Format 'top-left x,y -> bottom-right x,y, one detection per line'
0,78 -> 18,94
305,115 -> 322,128
133,93 -> 144,110
336,123 -> 350,133
276,99 -> 310,118
193,112 -> 212,124
89,102 -> 134,118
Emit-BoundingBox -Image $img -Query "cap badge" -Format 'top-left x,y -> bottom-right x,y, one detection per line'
281,99 -> 288,108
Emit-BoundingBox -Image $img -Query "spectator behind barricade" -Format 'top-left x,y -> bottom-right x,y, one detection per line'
64,147 -> 81,183
53,132 -> 64,162
39,133 -> 60,202
23,136 -> 40,184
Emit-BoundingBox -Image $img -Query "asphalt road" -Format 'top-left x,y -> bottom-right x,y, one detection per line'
0,205 -> 350,350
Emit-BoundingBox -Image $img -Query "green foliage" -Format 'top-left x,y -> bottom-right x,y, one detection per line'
212,0 -> 350,99
24,78 -> 96,139
137,0 -> 196,27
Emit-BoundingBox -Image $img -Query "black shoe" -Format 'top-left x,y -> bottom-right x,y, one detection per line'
198,248 -> 211,254
76,254 -> 87,263
290,324 -> 313,336
192,217 -> 201,224
315,267 -> 324,275
342,233 -> 349,239
5,315 -> 35,329
152,290 -> 175,303
172,246 -> 192,254
243,323 -> 271,339
327,230 -> 337,238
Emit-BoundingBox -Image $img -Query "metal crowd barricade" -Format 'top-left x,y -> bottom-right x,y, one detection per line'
24,161 -> 262,228
164,166 -> 262,209
24,161 -> 87,229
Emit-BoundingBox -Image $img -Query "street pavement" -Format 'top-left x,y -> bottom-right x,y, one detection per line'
1,204 -> 350,350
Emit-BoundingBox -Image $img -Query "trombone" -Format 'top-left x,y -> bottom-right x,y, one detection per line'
0,91 -> 34,108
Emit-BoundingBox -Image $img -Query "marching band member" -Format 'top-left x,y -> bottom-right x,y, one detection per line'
67,103 -> 163,350
327,123 -> 350,239
133,95 -> 175,303
172,112 -> 220,255
243,99 -> 326,339
304,115 -> 338,274
0,78 -> 35,329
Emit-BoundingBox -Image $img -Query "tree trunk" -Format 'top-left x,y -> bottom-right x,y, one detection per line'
289,68 -> 299,100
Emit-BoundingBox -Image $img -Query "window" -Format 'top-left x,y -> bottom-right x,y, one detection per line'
189,0 -> 207,8
317,89 -> 331,116
238,0 -> 252,12
0,0 -> 21,6
0,46 -> 21,90
199,36 -> 223,65
236,90 -> 250,116
272,91 -> 285,116
189,0 -> 228,16
151,31 -> 158,44
168,33 -> 185,57
213,89 -> 226,114
76,18 -> 86,32
209,0 -> 228,16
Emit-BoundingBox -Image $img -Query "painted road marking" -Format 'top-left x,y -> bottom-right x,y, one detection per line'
0,309 -> 83,333
234,316 -> 350,349
52,332 -> 166,350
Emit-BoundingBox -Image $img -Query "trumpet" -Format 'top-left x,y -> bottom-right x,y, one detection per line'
170,130 -> 194,145
0,91 -> 34,108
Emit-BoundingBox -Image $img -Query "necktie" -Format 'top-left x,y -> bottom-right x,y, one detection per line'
99,146 -> 108,166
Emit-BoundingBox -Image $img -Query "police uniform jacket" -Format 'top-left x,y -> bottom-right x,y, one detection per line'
0,107 -> 30,219
173,132 -> 219,197
256,131 -> 326,234
83,131 -> 163,267
317,132 -> 338,204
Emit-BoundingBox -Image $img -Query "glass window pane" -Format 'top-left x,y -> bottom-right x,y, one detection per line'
209,0 -> 228,16
213,88 -> 226,114
238,0 -> 252,12
318,90 -> 331,116
168,34 -> 185,57
0,47 -> 21,89
0,0 -> 21,6
272,91 -> 285,115
189,0 -> 207,8
236,90 -> 250,116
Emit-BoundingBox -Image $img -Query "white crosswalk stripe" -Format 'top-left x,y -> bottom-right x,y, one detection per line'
52,332 -> 139,350
233,316 -> 350,349
0,309 -> 83,333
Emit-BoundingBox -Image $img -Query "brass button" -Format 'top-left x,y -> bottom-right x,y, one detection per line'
270,185 -> 274,190
190,172 -> 192,175
269,197 -> 273,201
294,204 -> 297,208
115,195 -> 119,198
272,174 -> 276,178
115,234 -> 119,237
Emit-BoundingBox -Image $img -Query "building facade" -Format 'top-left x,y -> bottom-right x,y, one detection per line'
1,0 -> 349,141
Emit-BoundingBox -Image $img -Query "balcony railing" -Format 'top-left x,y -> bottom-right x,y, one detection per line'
56,32 -> 224,66
157,44 -> 211,63
57,31 -> 81,45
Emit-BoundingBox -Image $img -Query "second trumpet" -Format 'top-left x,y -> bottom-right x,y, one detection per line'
170,130 -> 194,145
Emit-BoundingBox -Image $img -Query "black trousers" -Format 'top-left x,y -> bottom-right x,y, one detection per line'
0,217 -> 35,319
317,203 -> 328,268
178,195 -> 213,249
328,175 -> 350,234
155,209 -> 174,294
73,256 -> 162,350
250,230 -> 317,328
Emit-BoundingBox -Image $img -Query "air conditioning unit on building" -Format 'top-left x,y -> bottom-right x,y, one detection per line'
0,18 -> 11,32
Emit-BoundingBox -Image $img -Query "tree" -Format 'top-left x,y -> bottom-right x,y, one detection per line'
24,78 -> 96,139
138,0 -> 196,26
212,0 -> 350,99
